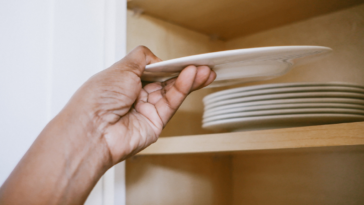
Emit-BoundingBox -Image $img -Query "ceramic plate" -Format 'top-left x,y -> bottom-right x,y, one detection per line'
205,97 -> 364,114
141,46 -> 332,87
204,91 -> 364,110
203,85 -> 364,105
202,113 -> 364,131
203,102 -> 364,118
203,107 -> 364,123
203,82 -> 364,103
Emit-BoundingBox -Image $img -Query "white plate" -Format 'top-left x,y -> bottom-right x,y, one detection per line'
202,113 -> 364,131
203,107 -> 364,123
203,85 -> 364,105
203,102 -> 364,118
142,46 -> 332,87
205,97 -> 364,114
203,82 -> 364,103
205,91 -> 364,110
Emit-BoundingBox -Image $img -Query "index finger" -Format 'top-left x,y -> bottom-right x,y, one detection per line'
153,65 -> 216,125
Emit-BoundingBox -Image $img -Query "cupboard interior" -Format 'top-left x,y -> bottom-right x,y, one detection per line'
125,3 -> 364,204
127,146 -> 364,205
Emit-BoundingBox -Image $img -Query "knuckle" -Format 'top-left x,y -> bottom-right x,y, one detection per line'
126,61 -> 142,70
135,45 -> 149,53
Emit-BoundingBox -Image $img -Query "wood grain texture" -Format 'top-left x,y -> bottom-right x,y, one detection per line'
126,10 -> 224,60
125,4 -> 364,205
232,147 -> 364,205
126,155 -> 232,205
138,122 -> 364,155
127,147 -> 364,205
128,0 -> 364,39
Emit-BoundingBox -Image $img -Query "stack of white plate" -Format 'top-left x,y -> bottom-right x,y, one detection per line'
202,82 -> 364,131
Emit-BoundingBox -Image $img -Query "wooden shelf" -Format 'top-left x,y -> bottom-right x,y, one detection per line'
127,0 -> 364,40
138,121 -> 364,155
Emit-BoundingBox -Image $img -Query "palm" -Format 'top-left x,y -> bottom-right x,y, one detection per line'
103,70 -> 209,163
89,46 -> 215,164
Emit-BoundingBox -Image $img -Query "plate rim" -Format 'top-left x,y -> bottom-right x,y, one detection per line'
204,82 -> 364,103
205,91 -> 364,110
202,113 -> 364,130
203,107 -> 364,123
204,97 -> 364,113
204,84 -> 364,104
203,102 -> 364,118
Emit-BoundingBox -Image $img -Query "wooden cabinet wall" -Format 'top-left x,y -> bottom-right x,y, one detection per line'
125,3 -> 364,205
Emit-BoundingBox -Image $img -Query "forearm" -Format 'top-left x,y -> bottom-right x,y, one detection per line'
0,46 -> 215,205
0,108 -> 112,205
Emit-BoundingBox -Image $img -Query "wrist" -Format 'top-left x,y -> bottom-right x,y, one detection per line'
40,108 -> 113,203
0,105 -> 114,205
55,105 -> 113,169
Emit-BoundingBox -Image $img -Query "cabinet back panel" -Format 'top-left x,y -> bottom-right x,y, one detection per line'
221,4 -> 364,93
126,155 -> 232,205
232,148 -> 364,205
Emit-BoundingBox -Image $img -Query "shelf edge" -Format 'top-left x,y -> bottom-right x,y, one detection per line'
138,121 -> 364,155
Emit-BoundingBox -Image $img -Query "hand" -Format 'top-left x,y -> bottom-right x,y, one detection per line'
0,46 -> 216,205
65,46 -> 216,164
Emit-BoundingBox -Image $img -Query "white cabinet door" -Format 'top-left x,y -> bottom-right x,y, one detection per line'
0,0 -> 52,188
0,0 -> 126,204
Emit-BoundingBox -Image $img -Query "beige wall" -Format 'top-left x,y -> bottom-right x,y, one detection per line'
225,7 -> 364,202
126,154 -> 232,205
232,147 -> 364,205
224,4 -> 364,88
127,10 -> 225,60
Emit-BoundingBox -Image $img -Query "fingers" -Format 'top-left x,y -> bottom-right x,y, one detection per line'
200,68 -> 216,88
191,66 -> 216,91
143,65 -> 215,94
154,65 -> 198,125
142,65 -> 216,107
142,83 -> 165,105
114,45 -> 162,76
